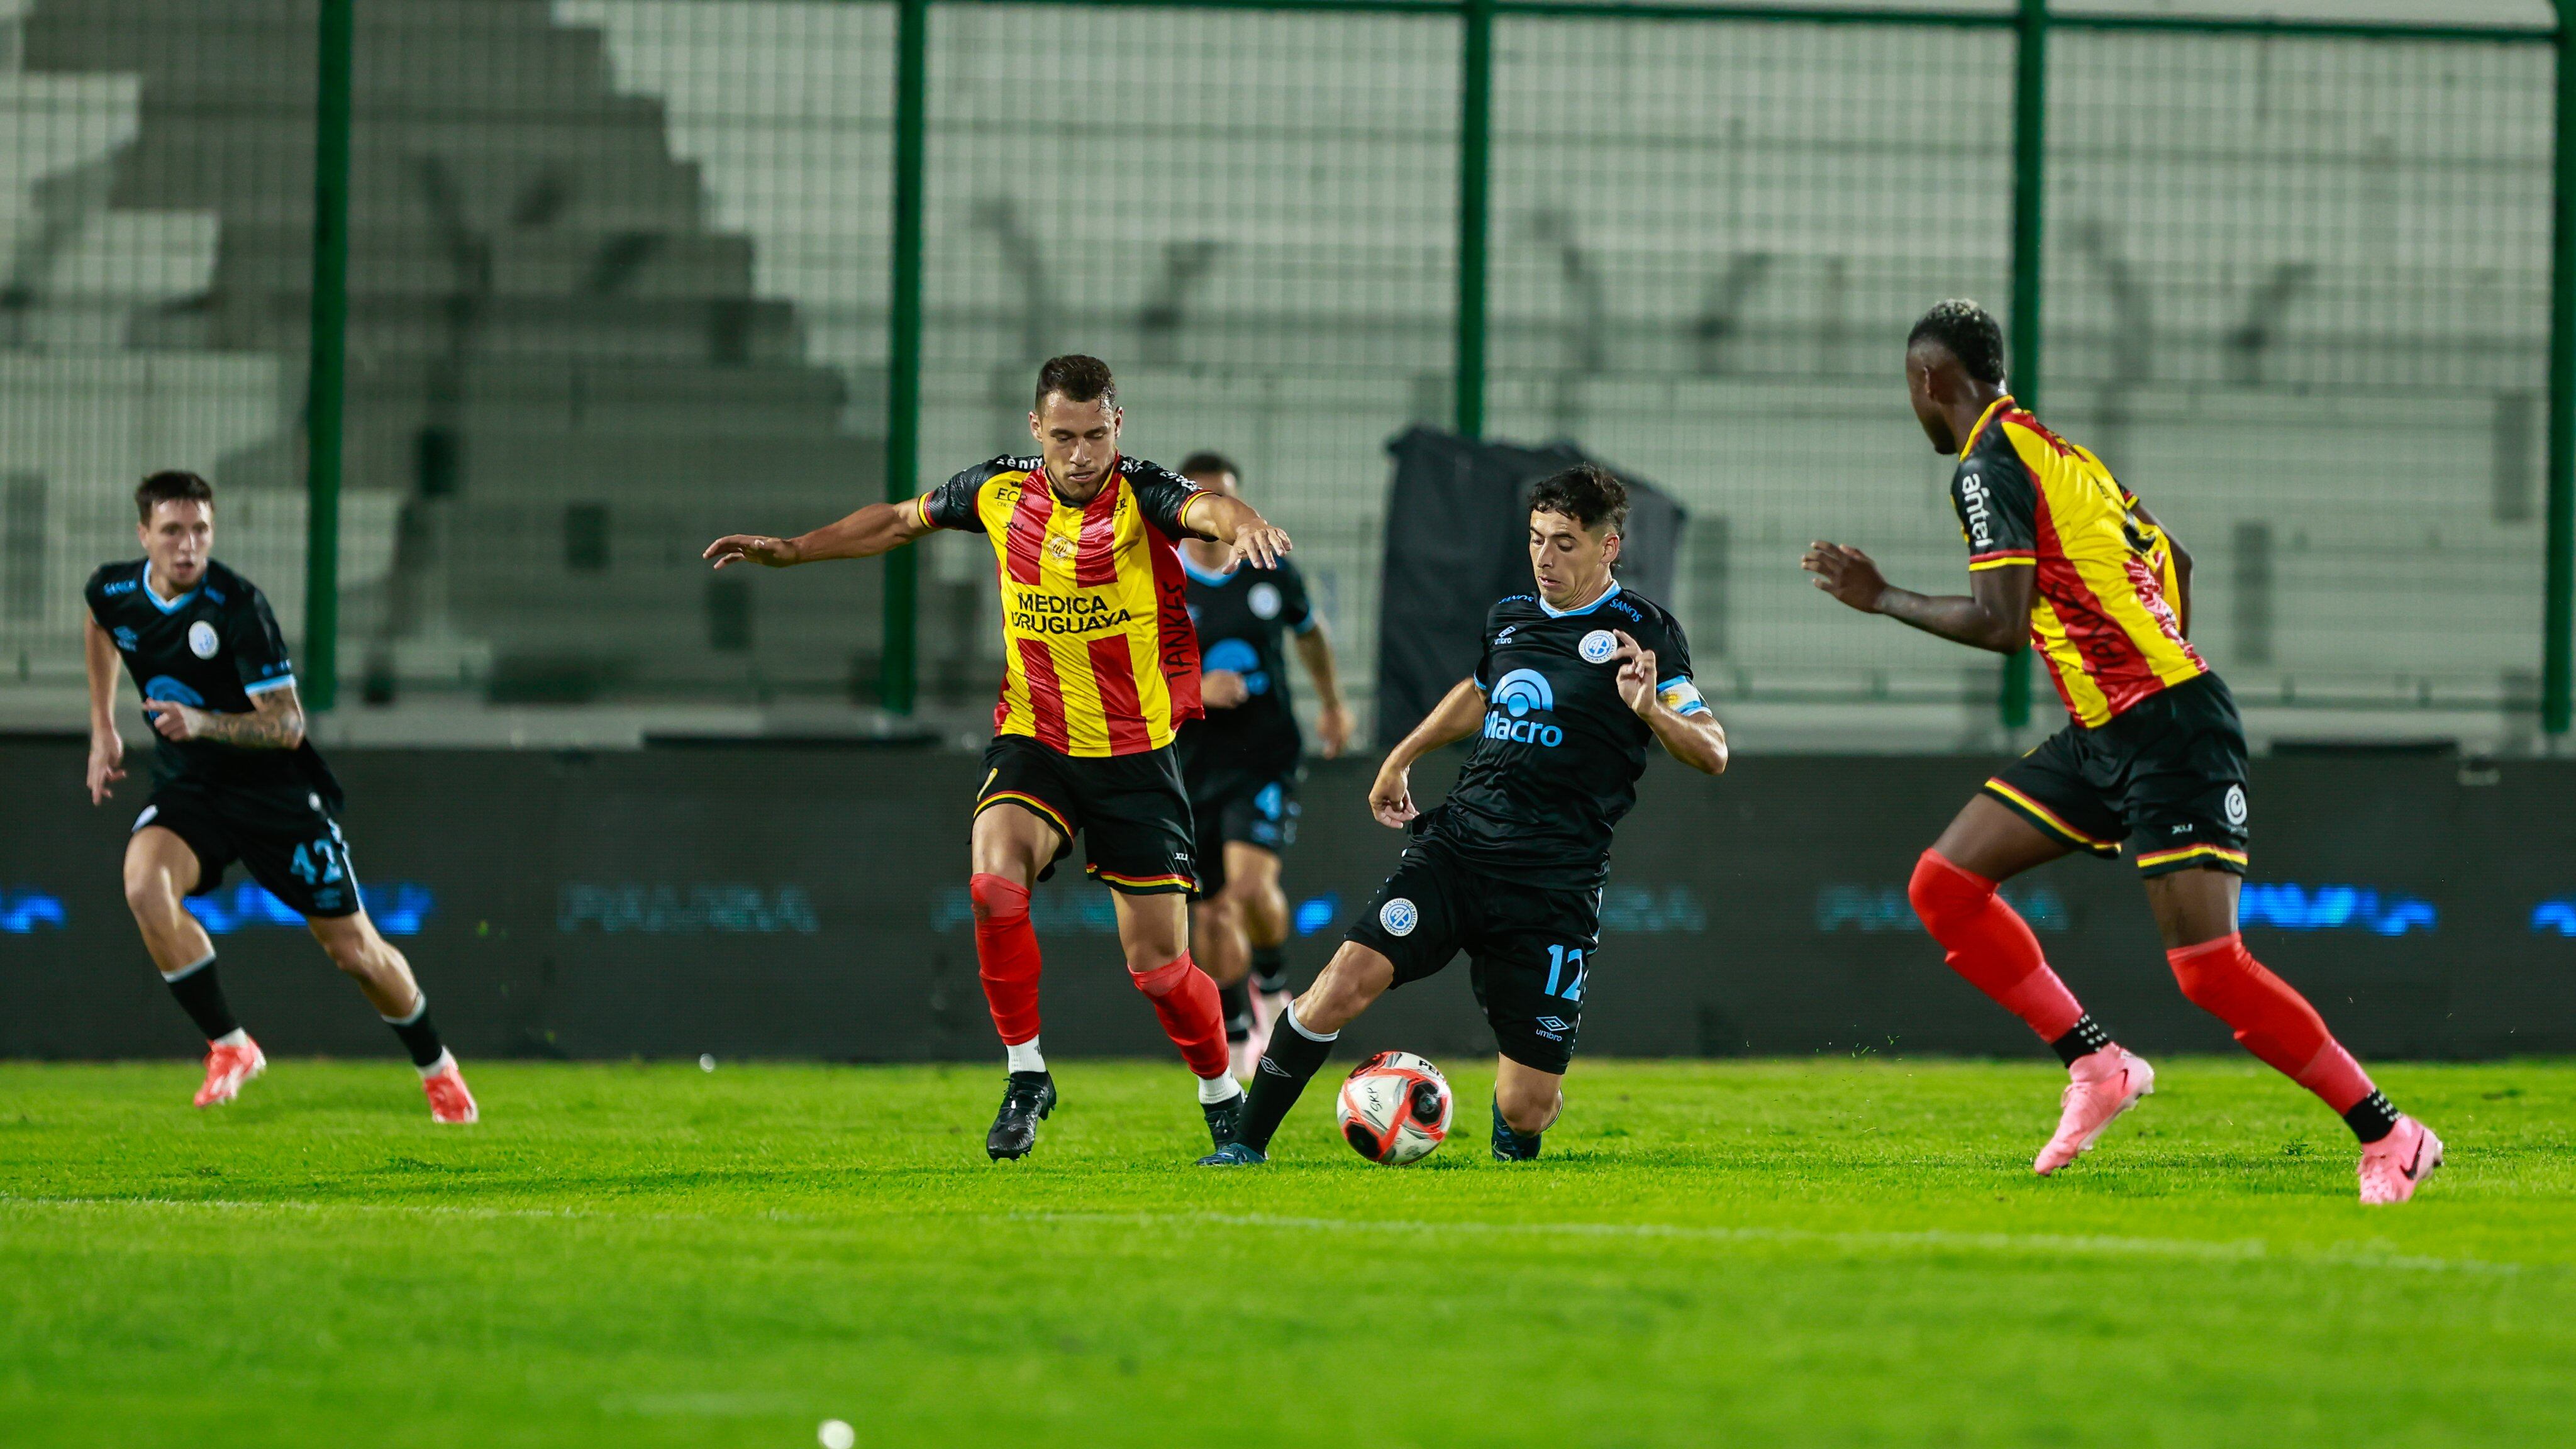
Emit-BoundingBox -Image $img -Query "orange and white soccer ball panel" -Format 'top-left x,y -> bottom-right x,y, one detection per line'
1335,1050 -> 1453,1165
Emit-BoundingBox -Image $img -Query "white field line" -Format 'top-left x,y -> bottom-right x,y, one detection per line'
2,1194 -> 2532,1277
1011,1210 -> 2533,1277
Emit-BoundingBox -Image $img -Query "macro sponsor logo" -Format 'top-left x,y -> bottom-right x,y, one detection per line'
1008,589 -> 1135,636
558,884 -> 818,935
2239,883 -> 2434,936
1485,668 -> 1563,747
1818,882 -> 2068,933
0,887 -> 69,932
933,887 -> 1118,934
1958,470 -> 1993,549
189,882 -> 435,935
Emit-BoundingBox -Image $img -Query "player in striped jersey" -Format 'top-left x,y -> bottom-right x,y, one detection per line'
1802,301 -> 2440,1204
705,355 -> 1294,1160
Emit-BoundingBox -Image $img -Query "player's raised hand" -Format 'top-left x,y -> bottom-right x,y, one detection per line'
1607,630 -> 1657,716
1369,758 -> 1418,829
1230,523 -> 1292,571
702,534 -> 798,570
143,699 -> 205,742
1801,541 -> 1889,613
86,729 -> 126,804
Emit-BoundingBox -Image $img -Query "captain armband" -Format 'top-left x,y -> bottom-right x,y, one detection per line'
1657,677 -> 1711,718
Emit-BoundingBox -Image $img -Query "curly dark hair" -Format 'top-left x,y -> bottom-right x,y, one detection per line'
135,469 -> 214,522
1033,354 -> 1117,413
1528,463 -> 1628,535
1906,299 -> 2007,385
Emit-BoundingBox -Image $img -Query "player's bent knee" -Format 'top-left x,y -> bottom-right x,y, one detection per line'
1907,847 -> 1992,928
968,871 -> 1031,926
1307,945 -> 1393,1017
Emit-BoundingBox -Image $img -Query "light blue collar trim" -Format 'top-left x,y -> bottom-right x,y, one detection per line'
1180,555 -> 1236,587
141,563 -> 199,614
1539,579 -> 1619,618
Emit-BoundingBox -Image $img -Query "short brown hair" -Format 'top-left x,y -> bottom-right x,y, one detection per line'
1177,451 -> 1239,482
1528,463 -> 1627,535
136,470 -> 214,522
1034,354 -> 1116,414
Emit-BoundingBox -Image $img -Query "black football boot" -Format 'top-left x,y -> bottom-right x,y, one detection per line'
987,1070 -> 1057,1160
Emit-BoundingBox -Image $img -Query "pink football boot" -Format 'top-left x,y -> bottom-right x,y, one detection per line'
2034,1046 -> 2154,1175
193,1036 -> 266,1108
2358,1116 -> 2443,1204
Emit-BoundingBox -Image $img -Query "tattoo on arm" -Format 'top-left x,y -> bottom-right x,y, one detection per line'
196,689 -> 306,748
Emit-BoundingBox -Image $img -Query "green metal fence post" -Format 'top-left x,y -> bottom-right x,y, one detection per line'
1455,0 -> 1493,438
2001,0 -> 2047,732
302,0 -> 353,713
882,0 -> 930,716
2548,3 -> 2575,736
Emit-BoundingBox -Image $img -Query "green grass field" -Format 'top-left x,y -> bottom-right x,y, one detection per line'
4,1057 -> 2572,1448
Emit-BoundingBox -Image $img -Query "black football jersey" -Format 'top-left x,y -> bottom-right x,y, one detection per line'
84,558 -> 340,804
1427,582 -> 1708,889
1175,553 -> 1314,779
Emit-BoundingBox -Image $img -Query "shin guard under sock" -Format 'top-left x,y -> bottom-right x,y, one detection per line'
1236,1001 -> 1336,1152
1131,953 -> 1231,1079
969,873 -> 1043,1046
160,953 -> 240,1041
2166,932 -> 2382,1134
380,993 -> 448,1071
1219,979 -> 1253,1042
1249,944 -> 1288,994
1907,850 -> 2089,1046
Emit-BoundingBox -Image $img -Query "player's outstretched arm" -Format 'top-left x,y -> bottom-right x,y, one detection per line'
704,498 -> 934,570
1182,493 -> 1293,571
1800,541 -> 2033,655
1291,624 -> 1352,759
83,616 -> 126,804
2129,500 -> 2194,637
144,682 -> 305,750
1608,631 -> 1727,775
1368,677 -> 1486,828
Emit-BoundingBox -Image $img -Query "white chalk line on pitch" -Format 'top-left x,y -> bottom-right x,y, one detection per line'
1007,1211 -> 2533,1277
1,1196 -> 2535,1278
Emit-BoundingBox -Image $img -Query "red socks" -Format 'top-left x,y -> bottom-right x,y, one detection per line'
1131,953 -> 1231,1079
2166,932 -> 2375,1114
969,873 -> 1042,1046
1907,850 -> 2087,1043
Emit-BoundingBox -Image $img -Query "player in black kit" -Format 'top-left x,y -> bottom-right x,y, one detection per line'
1170,453 -> 1354,1077
1201,465 -> 1726,1165
84,472 -> 479,1121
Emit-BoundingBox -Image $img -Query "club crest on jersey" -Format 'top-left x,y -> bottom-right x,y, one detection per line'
1485,669 -> 1564,747
1579,629 -> 1618,664
1379,897 -> 1419,936
1249,582 -> 1282,619
187,621 -> 219,658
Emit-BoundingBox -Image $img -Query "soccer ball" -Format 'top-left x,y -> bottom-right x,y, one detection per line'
1335,1051 -> 1453,1165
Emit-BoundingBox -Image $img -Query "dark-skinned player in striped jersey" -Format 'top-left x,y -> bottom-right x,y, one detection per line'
1802,299 -> 2441,1203
1201,465 -> 1727,1165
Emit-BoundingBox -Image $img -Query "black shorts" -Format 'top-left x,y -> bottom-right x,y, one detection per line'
133,783 -> 362,919
1187,766 -> 1300,896
1343,839 -> 1600,1074
975,735 -> 1199,896
1985,673 -> 2251,879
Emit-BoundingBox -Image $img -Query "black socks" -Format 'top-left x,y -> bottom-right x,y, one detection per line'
2048,1014 -> 2113,1067
161,955 -> 240,1041
1218,980 -> 1253,1043
2343,1090 -> 2399,1144
1235,1001 -> 1335,1152
1249,945 -> 1288,995
382,994 -> 448,1070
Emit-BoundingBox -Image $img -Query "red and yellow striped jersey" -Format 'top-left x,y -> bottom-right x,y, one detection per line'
919,455 -> 1213,757
1951,396 -> 2208,728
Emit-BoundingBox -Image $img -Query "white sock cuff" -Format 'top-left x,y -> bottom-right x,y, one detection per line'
380,993 -> 428,1027
1197,1072 -> 1244,1104
161,952 -> 216,982
1282,1000 -> 1338,1043
1005,1038 -> 1046,1074
211,1027 -> 251,1048
416,1047 -> 455,1080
